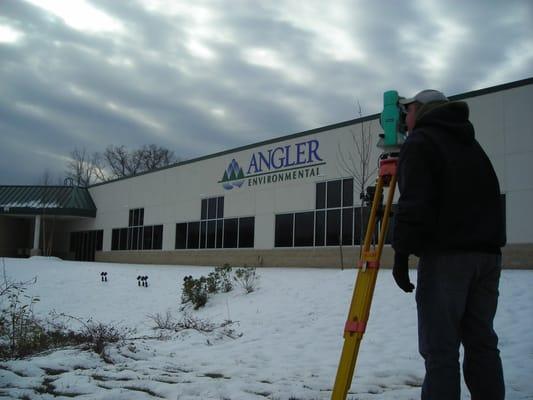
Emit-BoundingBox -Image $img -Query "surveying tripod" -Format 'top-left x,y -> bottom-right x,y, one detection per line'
331,90 -> 406,400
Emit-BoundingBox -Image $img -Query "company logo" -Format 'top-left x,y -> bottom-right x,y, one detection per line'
221,159 -> 245,190
219,139 -> 326,190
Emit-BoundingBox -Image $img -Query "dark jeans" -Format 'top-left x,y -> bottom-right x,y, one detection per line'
416,252 -> 505,400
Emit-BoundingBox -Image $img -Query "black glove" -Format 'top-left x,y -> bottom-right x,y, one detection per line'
393,252 -> 414,293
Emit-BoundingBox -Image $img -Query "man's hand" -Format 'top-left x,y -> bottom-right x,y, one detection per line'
393,252 -> 414,293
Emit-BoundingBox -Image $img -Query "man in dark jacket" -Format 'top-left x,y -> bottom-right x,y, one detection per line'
392,89 -> 506,400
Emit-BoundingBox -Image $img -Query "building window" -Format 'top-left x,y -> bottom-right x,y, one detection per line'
111,229 -> 119,251
315,210 -> 325,246
187,222 -> 200,249
176,216 -> 254,250
342,207 -> 353,245
326,209 -> 341,245
294,212 -> 314,247
200,221 -> 207,248
201,196 -> 224,221
129,208 -> 144,227
201,199 -> 208,220
342,178 -> 354,207
317,178 -> 354,210
143,226 -> 153,250
275,177 -> 368,248
112,208 -> 163,251
223,218 -> 238,248
207,220 -> 216,248
208,197 -> 217,219
70,229 -> 103,261
153,225 -> 163,250
175,223 -> 187,249
316,182 -> 326,209
327,180 -> 342,208
216,220 -> 223,248
131,227 -> 140,250
112,225 -> 162,251
176,196 -> 253,250
96,230 -> 103,251
275,214 -> 294,247
119,228 -> 128,250
217,197 -> 224,218
238,217 -> 255,248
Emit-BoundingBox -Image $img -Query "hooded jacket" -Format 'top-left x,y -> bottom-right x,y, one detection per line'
392,101 -> 506,256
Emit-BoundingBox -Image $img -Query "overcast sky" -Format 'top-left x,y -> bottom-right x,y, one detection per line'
1,0 -> 532,185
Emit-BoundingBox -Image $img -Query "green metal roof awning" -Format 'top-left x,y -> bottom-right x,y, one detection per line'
0,186 -> 96,217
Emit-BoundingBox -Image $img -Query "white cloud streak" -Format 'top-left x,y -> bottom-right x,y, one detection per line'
0,24 -> 23,43
0,0 -> 531,184
23,0 -> 124,34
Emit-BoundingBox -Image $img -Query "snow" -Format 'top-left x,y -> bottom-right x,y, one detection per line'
2,201 -> 60,209
1,257 -> 532,399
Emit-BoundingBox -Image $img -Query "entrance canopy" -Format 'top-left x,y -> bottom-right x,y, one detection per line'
0,185 -> 96,217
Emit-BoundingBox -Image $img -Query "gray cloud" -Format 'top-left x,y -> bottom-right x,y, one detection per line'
0,0 -> 532,185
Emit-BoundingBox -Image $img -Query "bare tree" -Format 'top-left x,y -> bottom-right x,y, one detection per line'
90,152 -> 108,183
38,169 -> 53,186
101,144 -> 178,180
65,144 -> 179,184
102,145 -> 139,179
338,101 -> 378,200
138,144 -> 177,171
65,147 -> 99,187
338,100 -> 379,254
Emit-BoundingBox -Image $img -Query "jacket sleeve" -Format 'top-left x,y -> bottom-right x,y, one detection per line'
392,132 -> 439,256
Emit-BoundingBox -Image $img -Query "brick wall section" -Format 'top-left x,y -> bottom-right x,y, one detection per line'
95,244 -> 533,269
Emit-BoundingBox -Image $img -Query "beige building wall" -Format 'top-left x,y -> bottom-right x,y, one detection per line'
63,80 -> 533,267
466,84 -> 533,244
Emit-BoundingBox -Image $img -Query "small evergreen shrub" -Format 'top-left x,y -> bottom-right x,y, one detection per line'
215,264 -> 233,292
181,276 -> 208,310
180,264 -> 260,309
206,272 -> 219,294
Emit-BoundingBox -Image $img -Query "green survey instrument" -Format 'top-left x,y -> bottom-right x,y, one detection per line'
378,90 -> 407,149
331,90 -> 407,399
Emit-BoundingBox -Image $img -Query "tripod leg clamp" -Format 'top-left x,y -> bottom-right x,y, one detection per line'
344,320 -> 367,334
357,260 -> 380,269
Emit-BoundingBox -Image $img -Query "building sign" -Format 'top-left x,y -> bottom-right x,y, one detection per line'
219,139 -> 326,190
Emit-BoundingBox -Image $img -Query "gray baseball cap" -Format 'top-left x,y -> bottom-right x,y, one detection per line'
399,89 -> 448,105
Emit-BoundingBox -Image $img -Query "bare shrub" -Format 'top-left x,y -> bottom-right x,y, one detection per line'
81,320 -> 133,355
233,266 -> 259,293
177,312 -> 216,332
0,262 -> 42,359
42,312 -> 135,359
56,314 -> 135,356
176,312 -> 242,340
0,260 -> 134,360
0,267 -> 86,359
147,310 -> 177,330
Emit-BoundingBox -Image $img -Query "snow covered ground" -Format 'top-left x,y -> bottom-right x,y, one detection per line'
0,257 -> 532,399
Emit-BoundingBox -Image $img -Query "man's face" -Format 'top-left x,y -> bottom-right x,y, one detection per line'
405,102 -> 419,134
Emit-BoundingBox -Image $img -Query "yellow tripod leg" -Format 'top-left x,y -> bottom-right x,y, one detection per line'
331,162 -> 398,400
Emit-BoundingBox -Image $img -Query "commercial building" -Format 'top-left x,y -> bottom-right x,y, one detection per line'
1,78 -> 532,267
